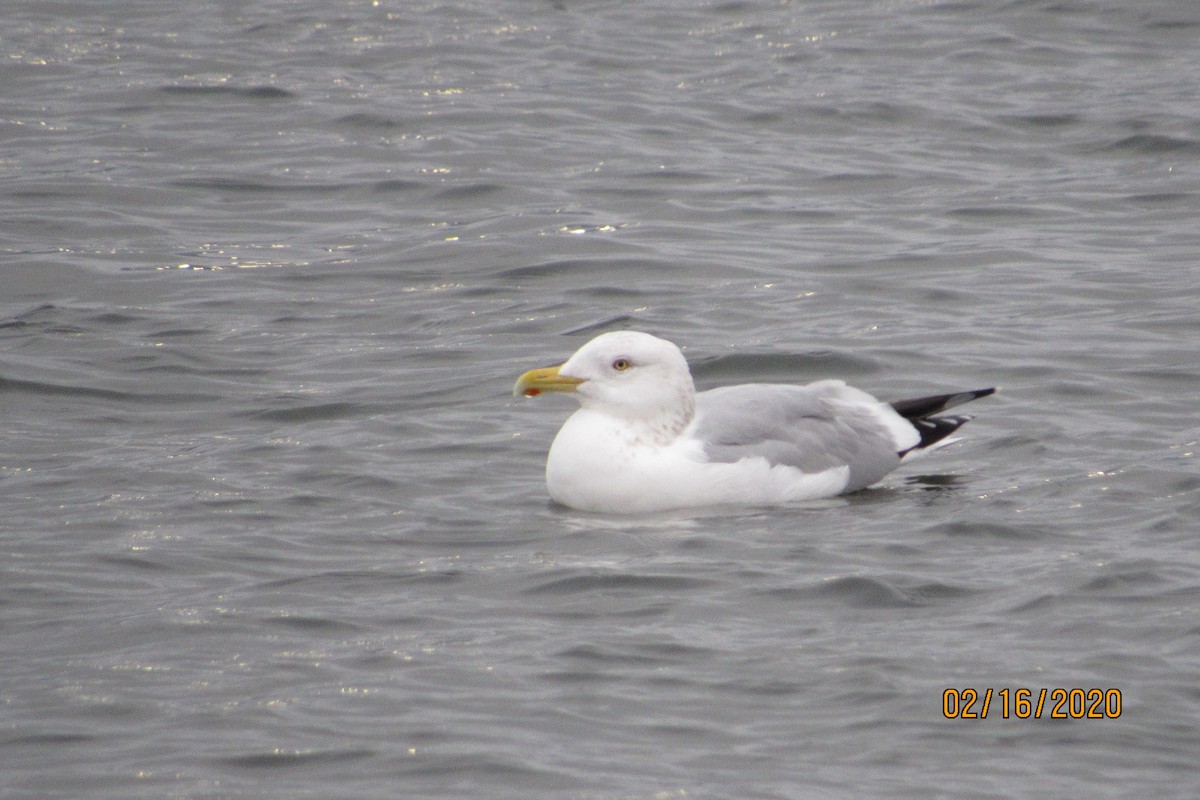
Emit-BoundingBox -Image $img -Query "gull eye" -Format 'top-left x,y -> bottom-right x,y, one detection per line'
612,358 -> 632,372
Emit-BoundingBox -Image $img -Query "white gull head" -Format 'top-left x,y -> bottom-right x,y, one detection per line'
555,331 -> 696,441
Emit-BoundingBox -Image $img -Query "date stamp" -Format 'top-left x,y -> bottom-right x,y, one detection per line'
943,688 -> 1122,719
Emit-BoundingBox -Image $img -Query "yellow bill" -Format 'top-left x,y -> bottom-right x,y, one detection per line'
513,365 -> 584,397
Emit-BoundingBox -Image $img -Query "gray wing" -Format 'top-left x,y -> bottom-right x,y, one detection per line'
692,381 -> 904,490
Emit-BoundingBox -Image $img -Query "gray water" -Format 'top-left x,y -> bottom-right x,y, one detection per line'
4,1 -> 1200,797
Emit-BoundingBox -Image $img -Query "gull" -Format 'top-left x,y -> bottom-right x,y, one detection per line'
514,331 -> 993,513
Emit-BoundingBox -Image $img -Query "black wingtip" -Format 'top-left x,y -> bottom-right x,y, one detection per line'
901,415 -> 974,454
891,388 -> 994,456
890,387 -> 995,421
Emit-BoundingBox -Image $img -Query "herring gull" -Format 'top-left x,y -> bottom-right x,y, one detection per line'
513,331 -> 993,512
